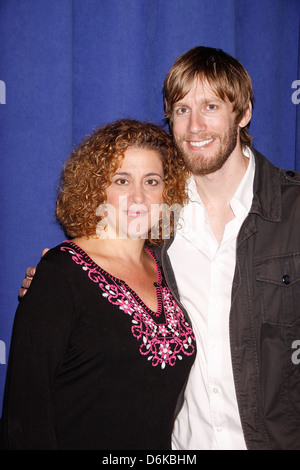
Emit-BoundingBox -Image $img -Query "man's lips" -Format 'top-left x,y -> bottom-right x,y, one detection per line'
187,138 -> 214,149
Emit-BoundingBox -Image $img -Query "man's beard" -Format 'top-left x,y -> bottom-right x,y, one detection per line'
176,124 -> 239,176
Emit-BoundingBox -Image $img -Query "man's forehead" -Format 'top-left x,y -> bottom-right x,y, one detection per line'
173,78 -> 227,105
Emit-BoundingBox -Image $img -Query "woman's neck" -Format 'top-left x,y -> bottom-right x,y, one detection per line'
72,236 -> 148,265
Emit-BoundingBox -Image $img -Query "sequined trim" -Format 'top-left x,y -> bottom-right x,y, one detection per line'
61,241 -> 195,369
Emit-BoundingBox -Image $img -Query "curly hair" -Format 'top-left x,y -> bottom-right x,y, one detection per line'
56,119 -> 189,245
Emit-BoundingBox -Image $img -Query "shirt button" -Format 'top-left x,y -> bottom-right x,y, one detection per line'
217,427 -> 223,433
282,274 -> 291,285
213,388 -> 219,394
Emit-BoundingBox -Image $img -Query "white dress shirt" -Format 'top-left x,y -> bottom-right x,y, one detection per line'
170,148 -> 255,450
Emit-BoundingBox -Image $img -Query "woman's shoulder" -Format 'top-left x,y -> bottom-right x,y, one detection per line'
19,242 -> 77,309
36,240 -> 78,272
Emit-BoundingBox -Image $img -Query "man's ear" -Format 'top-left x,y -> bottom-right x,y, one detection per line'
238,101 -> 252,128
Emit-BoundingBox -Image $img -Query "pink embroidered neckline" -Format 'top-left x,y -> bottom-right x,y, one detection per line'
67,241 -> 163,316
60,241 -> 195,369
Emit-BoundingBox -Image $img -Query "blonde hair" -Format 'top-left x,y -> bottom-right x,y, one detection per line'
163,46 -> 254,148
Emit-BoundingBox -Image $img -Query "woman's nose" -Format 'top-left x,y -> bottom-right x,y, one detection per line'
131,184 -> 145,204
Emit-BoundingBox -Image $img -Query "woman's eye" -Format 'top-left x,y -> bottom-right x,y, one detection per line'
146,179 -> 159,186
115,179 -> 128,185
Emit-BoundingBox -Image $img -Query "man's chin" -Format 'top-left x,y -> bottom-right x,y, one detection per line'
184,153 -> 230,176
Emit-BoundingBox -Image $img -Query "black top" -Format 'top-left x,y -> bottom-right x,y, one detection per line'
1,241 -> 196,450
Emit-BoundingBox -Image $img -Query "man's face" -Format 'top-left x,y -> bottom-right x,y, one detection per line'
172,79 -> 242,175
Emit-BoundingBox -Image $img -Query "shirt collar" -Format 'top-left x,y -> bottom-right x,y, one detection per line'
186,147 -> 255,222
230,147 -> 255,222
187,176 -> 202,204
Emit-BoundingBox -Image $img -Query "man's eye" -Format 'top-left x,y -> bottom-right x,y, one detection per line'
176,107 -> 189,115
206,104 -> 217,111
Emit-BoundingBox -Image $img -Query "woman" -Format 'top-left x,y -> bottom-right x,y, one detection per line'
1,119 -> 196,450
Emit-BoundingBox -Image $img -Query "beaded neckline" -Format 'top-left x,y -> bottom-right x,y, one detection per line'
60,240 -> 196,369
66,241 -> 163,317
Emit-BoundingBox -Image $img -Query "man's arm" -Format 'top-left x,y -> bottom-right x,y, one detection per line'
18,249 -> 49,297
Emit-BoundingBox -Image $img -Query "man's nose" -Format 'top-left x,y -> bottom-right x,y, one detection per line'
187,110 -> 207,134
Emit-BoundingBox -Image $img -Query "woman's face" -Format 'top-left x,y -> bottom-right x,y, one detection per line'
98,147 -> 165,239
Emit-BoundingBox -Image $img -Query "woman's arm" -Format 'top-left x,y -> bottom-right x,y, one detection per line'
2,251 -> 73,449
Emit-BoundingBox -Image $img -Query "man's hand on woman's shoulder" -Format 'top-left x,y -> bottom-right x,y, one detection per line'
18,248 -> 50,298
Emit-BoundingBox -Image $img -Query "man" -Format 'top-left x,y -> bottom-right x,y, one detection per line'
19,47 -> 300,450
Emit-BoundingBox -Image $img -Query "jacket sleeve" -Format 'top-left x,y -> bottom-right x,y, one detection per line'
1,252 -> 74,449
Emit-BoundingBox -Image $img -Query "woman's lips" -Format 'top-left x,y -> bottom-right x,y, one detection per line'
126,210 -> 148,217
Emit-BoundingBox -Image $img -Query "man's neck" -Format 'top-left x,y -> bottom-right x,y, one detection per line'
193,149 -> 249,243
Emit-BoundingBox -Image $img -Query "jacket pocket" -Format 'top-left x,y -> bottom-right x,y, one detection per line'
254,253 -> 300,326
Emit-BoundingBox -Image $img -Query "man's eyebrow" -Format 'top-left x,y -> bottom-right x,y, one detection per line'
173,96 -> 224,106
173,101 -> 188,107
202,96 -> 224,104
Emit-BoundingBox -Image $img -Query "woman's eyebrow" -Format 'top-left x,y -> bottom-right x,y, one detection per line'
144,172 -> 164,178
113,171 -> 130,176
113,172 -> 163,178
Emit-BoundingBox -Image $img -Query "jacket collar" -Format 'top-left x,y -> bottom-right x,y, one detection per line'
161,148 -> 282,255
250,149 -> 281,223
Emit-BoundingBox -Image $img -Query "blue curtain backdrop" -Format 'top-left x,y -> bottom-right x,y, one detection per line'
0,0 -> 299,414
